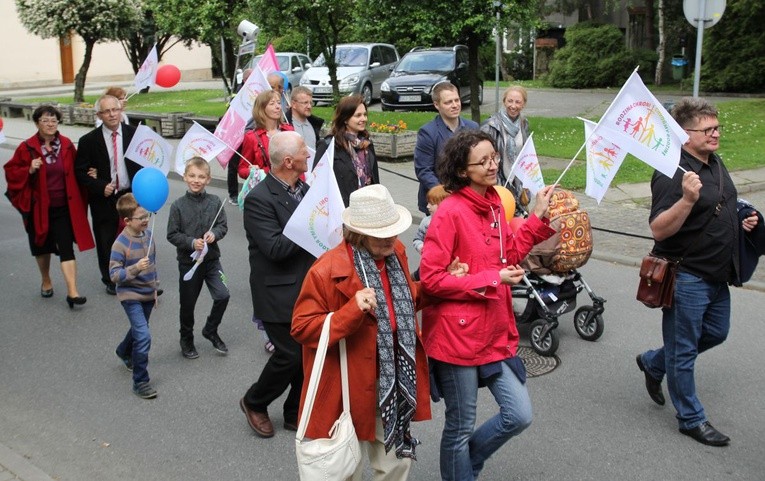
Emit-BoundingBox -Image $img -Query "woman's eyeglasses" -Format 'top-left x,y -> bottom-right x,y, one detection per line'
467,152 -> 501,168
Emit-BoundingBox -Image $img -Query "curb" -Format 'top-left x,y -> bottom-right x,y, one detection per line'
0,443 -> 56,481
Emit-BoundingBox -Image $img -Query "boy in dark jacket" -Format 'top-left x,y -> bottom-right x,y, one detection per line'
167,157 -> 230,359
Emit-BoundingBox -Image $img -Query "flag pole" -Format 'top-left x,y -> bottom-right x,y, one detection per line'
207,199 -> 227,233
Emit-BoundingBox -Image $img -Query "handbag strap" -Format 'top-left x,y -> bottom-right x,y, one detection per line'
295,313 -> 350,441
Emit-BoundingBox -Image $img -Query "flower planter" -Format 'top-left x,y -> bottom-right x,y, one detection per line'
72,103 -> 95,125
369,131 -> 417,161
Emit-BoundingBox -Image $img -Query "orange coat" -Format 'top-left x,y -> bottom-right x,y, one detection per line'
291,240 -> 431,441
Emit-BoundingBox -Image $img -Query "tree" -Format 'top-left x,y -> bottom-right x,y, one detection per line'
15,0 -> 142,102
119,5 -> 182,76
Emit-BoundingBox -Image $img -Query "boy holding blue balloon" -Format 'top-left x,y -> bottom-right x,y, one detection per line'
167,157 -> 230,360
110,193 -> 159,399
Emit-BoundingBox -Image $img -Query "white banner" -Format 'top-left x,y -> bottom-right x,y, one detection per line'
581,118 -> 628,204
229,65 -> 271,120
134,44 -> 158,91
284,139 -> 344,258
124,125 -> 173,176
174,122 -> 229,176
511,134 -> 545,195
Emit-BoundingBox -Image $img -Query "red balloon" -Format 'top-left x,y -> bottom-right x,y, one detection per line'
155,64 -> 181,88
0,117 -> 4,131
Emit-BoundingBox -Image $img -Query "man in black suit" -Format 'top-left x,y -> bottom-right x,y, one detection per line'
75,95 -> 141,294
239,131 -> 315,438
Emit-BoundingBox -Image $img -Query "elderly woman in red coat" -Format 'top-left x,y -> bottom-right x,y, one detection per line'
291,185 -> 433,481
4,105 -> 94,309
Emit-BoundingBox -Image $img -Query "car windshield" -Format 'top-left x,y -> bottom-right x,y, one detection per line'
252,55 -> 290,71
396,51 -> 454,73
313,47 -> 369,67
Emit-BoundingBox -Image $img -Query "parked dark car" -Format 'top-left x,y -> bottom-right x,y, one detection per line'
380,45 -> 482,111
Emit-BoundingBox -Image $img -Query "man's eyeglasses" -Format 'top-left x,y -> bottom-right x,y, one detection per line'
467,152 -> 501,168
130,214 -> 150,221
98,108 -> 123,115
686,125 -> 723,136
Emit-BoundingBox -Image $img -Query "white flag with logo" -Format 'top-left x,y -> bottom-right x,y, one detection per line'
230,65 -> 271,120
284,139 -> 344,258
124,124 -> 173,176
134,44 -> 159,91
174,122 -> 229,175
596,70 -> 687,178
510,134 -> 545,195
581,118 -> 629,204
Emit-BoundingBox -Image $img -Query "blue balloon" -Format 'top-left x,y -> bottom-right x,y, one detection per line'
277,71 -> 289,92
132,167 -> 169,213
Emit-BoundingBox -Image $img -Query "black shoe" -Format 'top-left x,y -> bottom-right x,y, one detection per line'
41,285 -> 54,298
133,382 -> 158,399
203,331 -> 229,354
105,283 -> 117,295
116,349 -> 133,372
66,296 -> 87,309
680,421 -> 730,446
180,339 -> 199,359
636,354 -> 665,406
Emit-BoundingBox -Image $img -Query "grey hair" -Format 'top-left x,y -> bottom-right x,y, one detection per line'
291,85 -> 312,100
671,97 -> 718,128
94,94 -> 120,112
268,131 -> 304,168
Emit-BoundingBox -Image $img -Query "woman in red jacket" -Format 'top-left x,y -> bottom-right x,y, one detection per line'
420,130 -> 555,481
4,105 -> 95,308
237,89 -> 294,179
291,185 -> 431,479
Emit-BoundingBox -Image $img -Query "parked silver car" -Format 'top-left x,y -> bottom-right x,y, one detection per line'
299,43 -> 399,104
249,52 -> 312,94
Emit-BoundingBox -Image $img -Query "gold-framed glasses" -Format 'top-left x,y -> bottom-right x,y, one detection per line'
467,152 -> 501,168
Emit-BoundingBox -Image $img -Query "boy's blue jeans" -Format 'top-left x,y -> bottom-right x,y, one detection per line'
117,300 -> 154,386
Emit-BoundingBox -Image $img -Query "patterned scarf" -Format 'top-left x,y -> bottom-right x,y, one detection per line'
499,110 -> 522,182
38,134 -> 61,165
344,133 -> 371,188
352,246 -> 419,459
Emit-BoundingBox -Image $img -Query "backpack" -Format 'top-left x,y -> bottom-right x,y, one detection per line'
523,189 -> 593,274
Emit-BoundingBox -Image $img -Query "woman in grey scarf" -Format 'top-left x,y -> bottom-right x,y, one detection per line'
480,86 -> 530,214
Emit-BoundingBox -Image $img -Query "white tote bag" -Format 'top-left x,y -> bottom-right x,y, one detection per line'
296,313 -> 362,480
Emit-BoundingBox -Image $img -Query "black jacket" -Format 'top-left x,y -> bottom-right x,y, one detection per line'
314,135 -> 379,207
737,199 -> 765,283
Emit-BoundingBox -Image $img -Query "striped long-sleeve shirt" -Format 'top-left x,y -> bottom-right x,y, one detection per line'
109,228 -> 158,302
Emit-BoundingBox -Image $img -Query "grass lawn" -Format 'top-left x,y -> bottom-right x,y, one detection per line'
25,91 -> 764,190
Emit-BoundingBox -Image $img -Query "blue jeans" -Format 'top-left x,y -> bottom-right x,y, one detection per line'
117,300 -> 154,386
434,361 -> 532,481
641,271 -> 730,430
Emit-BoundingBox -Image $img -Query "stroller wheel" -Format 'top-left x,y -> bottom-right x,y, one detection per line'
530,319 -> 559,356
574,307 -> 604,341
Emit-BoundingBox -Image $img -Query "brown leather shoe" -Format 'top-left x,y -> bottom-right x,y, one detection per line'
239,398 -> 274,438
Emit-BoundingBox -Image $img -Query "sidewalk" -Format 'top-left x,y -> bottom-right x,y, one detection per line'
0,443 -> 56,481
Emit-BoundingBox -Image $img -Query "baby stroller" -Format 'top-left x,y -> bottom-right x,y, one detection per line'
510,188 -> 606,356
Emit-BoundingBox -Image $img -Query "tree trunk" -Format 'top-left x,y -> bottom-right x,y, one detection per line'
655,0 -> 665,85
73,39 -> 95,103
468,34 -> 481,124
645,0 -> 656,51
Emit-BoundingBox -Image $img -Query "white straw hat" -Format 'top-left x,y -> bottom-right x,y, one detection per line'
341,185 -> 412,238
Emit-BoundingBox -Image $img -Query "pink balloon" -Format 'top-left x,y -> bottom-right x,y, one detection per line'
509,216 -> 525,233
156,64 -> 181,88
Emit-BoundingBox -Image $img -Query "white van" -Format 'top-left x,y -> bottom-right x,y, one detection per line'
299,43 -> 399,104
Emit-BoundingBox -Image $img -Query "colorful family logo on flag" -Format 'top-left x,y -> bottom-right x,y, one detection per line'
125,125 -> 173,176
230,66 -> 271,119
175,122 -> 228,175
613,102 -> 673,156
511,134 -> 545,195
581,118 -> 628,203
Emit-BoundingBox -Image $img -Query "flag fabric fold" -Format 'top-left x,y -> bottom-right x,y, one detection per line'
174,122 -> 229,175
134,44 -> 158,91
258,44 -> 279,75
213,108 -> 247,169
511,134 -> 545,195
284,139 -> 344,258
581,118 -> 628,204
124,125 -> 173,176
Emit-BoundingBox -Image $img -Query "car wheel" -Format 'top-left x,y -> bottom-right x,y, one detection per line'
381,103 -> 394,112
361,84 -> 373,105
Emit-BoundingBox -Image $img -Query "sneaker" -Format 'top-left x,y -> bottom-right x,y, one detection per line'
116,349 -> 133,372
228,197 -> 238,205
105,283 -> 117,295
180,339 -> 199,359
203,331 -> 229,354
133,382 -> 157,399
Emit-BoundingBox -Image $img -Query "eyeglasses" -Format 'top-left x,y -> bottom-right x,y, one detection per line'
686,125 -> 723,136
130,214 -> 150,221
38,118 -> 59,125
98,108 -> 123,115
467,152 -> 501,168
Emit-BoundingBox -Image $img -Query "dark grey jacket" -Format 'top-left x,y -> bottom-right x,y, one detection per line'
166,191 -> 227,263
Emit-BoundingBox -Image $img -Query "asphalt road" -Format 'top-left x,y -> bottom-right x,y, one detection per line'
1,144 -> 765,480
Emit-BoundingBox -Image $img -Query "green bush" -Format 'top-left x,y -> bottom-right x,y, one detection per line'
548,23 -> 655,88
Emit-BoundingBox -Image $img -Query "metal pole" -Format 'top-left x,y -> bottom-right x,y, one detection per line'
692,0 -> 706,98
220,34 -> 227,97
494,2 -> 501,110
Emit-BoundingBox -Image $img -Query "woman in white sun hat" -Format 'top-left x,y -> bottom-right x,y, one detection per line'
292,184 -> 465,480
